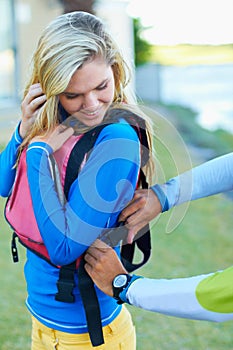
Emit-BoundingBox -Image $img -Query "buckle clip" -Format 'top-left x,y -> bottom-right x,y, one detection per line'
55,279 -> 75,303
11,232 -> 19,263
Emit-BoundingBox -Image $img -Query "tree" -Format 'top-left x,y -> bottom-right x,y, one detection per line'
59,0 -> 95,14
58,2 -> 152,67
133,17 -> 153,67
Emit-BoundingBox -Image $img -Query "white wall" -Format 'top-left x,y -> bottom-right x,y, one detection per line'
96,0 -> 135,91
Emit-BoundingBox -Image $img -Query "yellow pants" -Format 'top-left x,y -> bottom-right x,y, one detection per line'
31,306 -> 136,350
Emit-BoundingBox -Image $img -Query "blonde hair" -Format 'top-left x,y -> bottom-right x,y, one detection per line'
20,11 -> 155,183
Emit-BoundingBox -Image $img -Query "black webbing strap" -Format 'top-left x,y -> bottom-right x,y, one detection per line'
55,114 -> 151,346
120,169 -> 151,272
78,259 -> 104,346
56,124 -> 107,346
55,262 -> 76,303
98,169 -> 151,273
120,225 -> 151,272
64,124 -> 108,198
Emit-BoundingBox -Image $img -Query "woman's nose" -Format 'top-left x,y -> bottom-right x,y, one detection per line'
82,92 -> 98,110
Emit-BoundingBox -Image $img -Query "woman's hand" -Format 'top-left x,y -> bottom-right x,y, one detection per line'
20,83 -> 47,138
31,124 -> 74,152
119,189 -> 162,243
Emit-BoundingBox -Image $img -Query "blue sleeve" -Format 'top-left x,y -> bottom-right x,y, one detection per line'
0,123 -> 23,197
26,123 -> 140,266
151,152 -> 233,211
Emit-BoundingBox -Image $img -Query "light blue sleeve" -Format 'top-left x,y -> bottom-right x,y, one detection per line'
152,153 -> 233,211
125,266 -> 233,322
26,122 -> 140,266
0,123 -> 23,197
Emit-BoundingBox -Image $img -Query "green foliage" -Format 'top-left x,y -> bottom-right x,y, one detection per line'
60,0 -> 95,14
133,18 -> 153,67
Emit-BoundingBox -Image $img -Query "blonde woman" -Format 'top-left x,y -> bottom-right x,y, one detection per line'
0,11 -> 154,349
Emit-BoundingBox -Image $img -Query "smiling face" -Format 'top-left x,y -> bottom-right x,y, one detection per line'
59,56 -> 115,127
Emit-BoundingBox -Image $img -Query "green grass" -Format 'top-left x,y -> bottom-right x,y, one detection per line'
0,199 -> 31,350
128,193 -> 233,350
154,103 -> 233,157
0,109 -> 232,349
0,196 -> 232,349
127,105 -> 233,349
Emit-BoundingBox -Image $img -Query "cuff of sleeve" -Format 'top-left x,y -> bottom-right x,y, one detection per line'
27,142 -> 53,156
119,275 -> 143,303
150,184 -> 169,212
15,122 -> 23,144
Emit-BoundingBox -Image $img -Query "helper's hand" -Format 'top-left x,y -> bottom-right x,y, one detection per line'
119,189 -> 162,243
20,83 -> 47,138
84,239 -> 127,297
30,124 -> 74,152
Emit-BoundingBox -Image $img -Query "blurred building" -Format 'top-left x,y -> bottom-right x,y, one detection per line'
0,0 -> 133,141
0,0 -> 62,108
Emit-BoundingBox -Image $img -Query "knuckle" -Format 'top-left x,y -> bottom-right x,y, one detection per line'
97,253 -> 107,266
28,90 -> 34,98
139,196 -> 147,205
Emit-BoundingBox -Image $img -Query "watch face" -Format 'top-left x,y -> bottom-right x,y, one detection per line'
113,274 -> 128,288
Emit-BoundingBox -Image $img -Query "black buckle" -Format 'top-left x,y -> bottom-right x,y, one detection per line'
11,232 -> 19,263
99,221 -> 128,247
55,279 -> 75,303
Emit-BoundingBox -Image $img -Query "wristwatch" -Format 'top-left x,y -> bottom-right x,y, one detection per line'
112,274 -> 132,304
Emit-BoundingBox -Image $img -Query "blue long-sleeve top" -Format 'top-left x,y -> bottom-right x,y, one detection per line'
26,122 -> 140,265
0,124 -> 23,197
1,123 -> 233,331
23,120 -> 140,333
0,120 -> 140,333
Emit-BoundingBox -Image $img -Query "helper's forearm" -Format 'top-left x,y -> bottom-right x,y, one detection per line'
126,266 -> 233,322
152,153 -> 233,210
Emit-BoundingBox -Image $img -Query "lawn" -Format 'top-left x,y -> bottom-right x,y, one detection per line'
0,105 -> 232,349
129,163 -> 233,350
0,198 -> 31,350
151,44 -> 233,66
129,104 -> 233,349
